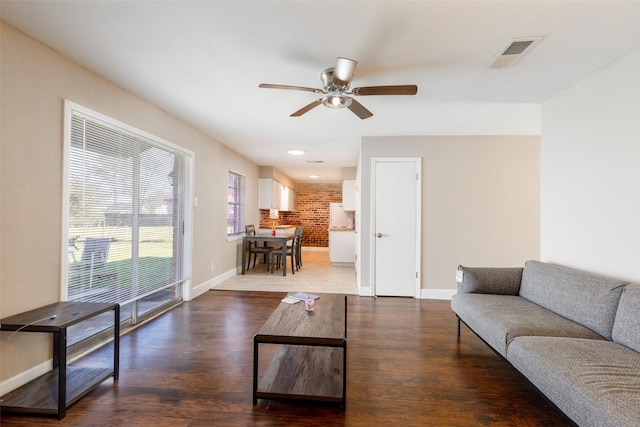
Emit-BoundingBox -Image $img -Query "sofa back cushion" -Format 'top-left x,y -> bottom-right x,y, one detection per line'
612,284 -> 640,352
520,261 -> 626,339
457,265 -> 523,295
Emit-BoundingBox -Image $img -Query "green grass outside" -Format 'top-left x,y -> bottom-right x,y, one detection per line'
68,226 -> 175,293
69,226 -> 173,261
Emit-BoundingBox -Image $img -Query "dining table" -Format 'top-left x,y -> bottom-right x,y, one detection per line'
242,229 -> 295,276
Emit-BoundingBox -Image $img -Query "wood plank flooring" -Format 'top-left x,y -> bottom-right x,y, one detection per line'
0,290 -> 570,426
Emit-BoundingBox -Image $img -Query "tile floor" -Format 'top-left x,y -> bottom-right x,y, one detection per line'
212,248 -> 358,295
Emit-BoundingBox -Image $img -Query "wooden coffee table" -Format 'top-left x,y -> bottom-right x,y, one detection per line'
252,294 -> 347,408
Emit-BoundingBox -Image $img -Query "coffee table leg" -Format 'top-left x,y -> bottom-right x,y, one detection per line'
253,337 -> 258,405
342,343 -> 347,409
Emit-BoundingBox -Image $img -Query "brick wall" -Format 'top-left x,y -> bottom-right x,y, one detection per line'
259,181 -> 342,247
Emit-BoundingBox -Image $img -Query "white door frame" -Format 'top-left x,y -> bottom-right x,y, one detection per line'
370,157 -> 422,297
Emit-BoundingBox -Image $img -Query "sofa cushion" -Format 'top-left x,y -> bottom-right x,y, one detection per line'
612,284 -> 640,353
519,260 -> 626,339
507,336 -> 640,427
451,294 -> 605,357
456,265 -> 522,295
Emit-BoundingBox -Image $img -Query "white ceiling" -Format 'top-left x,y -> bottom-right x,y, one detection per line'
2,1 -> 640,180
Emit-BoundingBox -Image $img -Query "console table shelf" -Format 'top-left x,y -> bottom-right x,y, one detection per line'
0,366 -> 113,415
0,301 -> 119,419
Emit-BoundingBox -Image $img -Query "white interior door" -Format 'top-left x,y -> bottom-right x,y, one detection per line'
372,158 -> 420,297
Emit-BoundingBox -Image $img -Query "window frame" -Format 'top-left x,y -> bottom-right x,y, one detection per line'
227,170 -> 246,239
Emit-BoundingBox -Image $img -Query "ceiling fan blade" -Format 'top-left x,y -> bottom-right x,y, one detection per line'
352,85 -> 418,96
259,83 -> 323,93
291,99 -> 323,117
333,57 -> 358,86
347,98 -> 373,120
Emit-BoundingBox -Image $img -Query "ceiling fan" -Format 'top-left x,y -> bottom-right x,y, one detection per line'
259,57 -> 418,119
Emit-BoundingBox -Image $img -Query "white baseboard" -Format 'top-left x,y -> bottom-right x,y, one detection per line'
188,267 -> 237,301
0,359 -> 52,396
356,288 -> 455,299
358,286 -> 373,296
421,289 -> 456,300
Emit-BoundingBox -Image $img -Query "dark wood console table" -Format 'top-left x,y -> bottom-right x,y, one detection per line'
0,301 -> 119,419
253,294 -> 347,407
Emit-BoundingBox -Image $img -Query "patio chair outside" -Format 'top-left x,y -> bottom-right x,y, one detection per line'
70,237 -> 112,288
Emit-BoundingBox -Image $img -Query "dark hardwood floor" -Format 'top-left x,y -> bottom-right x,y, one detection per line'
1,291 -> 569,426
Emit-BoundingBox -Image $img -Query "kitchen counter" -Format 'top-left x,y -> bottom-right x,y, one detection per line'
258,225 -> 299,237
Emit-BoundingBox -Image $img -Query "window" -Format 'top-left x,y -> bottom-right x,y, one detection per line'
64,101 -> 193,335
227,171 -> 246,236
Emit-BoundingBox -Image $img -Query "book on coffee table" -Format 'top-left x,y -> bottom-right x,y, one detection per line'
287,292 -> 319,301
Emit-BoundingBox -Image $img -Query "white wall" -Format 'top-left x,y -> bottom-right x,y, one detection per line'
541,48 -> 640,282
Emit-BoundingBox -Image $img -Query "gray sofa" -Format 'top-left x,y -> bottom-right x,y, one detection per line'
451,260 -> 640,427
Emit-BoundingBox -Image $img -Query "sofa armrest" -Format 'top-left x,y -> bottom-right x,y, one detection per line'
457,265 -> 523,295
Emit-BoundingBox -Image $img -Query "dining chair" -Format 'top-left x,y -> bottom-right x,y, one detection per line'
295,225 -> 304,270
270,226 -> 302,275
245,225 -> 274,271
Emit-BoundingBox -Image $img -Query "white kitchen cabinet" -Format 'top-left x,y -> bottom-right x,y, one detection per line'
329,230 -> 356,264
280,186 -> 295,211
342,180 -> 356,211
259,178 -> 296,211
259,178 -> 281,210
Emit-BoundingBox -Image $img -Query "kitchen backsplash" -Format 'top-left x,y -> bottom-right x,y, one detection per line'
259,181 -> 342,247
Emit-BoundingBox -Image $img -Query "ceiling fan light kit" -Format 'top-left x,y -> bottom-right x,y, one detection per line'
323,92 -> 352,109
260,56 -> 418,119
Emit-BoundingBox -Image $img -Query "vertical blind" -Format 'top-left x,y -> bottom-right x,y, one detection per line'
67,109 -> 188,305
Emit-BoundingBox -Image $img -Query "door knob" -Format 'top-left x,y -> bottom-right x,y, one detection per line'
376,233 -> 383,238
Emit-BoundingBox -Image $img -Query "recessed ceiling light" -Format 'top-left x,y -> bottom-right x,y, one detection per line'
288,149 -> 305,155
309,175 -> 319,179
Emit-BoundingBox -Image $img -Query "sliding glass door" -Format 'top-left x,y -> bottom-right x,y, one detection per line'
63,101 -> 192,347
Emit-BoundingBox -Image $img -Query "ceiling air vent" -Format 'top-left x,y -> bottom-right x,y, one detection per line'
486,36 -> 543,69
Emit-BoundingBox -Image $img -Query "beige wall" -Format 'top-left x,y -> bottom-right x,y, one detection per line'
258,166 -> 295,189
0,22 -> 259,384
359,136 -> 540,296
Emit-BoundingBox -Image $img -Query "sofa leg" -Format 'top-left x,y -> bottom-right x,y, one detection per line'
456,316 -> 461,337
